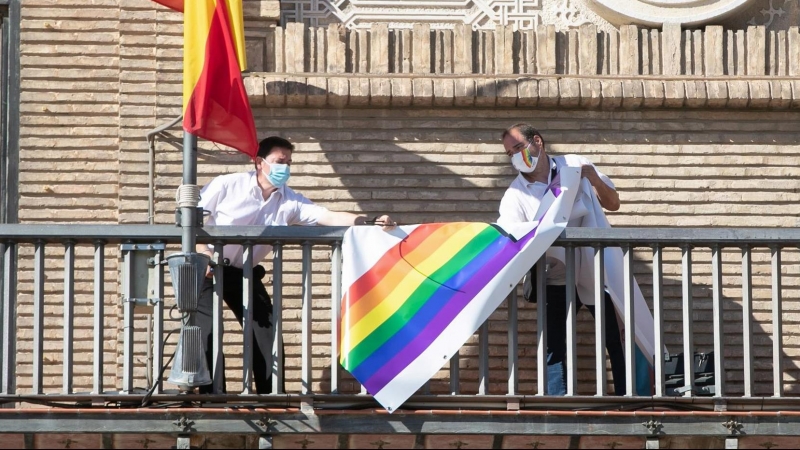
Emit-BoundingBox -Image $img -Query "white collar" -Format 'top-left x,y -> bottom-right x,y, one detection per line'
249,170 -> 284,201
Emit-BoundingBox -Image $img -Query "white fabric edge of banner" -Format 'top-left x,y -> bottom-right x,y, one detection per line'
372,167 -> 582,412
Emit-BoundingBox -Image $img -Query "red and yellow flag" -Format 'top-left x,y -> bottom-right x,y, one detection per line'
154,0 -> 258,158
152,0 -> 183,12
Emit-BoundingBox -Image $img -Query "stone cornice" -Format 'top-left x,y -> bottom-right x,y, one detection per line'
245,74 -> 800,110
252,23 -> 800,79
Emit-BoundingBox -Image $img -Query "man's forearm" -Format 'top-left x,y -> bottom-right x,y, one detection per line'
590,176 -> 621,211
319,210 -> 364,226
197,244 -> 214,257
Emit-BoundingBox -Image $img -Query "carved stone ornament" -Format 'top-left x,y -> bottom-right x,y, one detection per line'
279,0 -> 616,31
585,0 -> 760,26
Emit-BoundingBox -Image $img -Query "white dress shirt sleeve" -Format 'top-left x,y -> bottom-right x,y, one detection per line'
285,189 -> 329,226
497,188 -> 528,227
198,177 -> 225,226
576,155 -> 615,190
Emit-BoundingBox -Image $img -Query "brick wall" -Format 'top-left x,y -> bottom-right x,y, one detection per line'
15,0 -> 122,394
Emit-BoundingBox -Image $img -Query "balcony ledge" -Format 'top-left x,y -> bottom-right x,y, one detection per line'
245,73 -> 800,110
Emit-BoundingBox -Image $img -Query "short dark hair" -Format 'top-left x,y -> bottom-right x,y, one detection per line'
257,136 -> 294,159
502,123 -> 546,150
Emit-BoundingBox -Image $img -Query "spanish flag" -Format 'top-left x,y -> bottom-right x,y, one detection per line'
152,0 -> 183,12
154,0 -> 258,158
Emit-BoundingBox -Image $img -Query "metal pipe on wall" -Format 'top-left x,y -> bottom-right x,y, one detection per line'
145,115 -> 182,226
144,115 -> 182,389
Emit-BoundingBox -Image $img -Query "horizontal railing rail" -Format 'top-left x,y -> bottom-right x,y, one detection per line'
6,224 -> 800,247
0,224 -> 350,243
1,224 -> 800,412
3,224 -> 800,244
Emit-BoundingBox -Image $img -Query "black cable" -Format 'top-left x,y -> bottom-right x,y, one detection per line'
140,327 -> 181,407
152,401 -> 195,409
168,303 -> 189,322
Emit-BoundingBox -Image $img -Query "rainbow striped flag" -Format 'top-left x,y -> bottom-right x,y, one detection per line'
340,167 -> 582,412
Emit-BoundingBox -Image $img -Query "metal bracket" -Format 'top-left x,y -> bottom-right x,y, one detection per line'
255,417 -> 277,431
722,417 -> 743,435
172,415 -> 194,432
123,297 -> 163,307
175,207 -> 205,228
642,419 -> 663,435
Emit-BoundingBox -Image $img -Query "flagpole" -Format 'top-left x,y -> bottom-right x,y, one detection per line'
165,129 -> 212,391
181,131 -> 198,252
162,0 -> 212,393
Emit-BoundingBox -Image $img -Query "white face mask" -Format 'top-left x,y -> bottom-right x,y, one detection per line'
511,142 -> 540,173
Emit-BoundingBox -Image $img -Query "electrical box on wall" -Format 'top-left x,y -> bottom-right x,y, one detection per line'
120,243 -> 166,313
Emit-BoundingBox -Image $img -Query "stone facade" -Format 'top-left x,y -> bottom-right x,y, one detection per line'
278,0 -> 800,32
7,0 -> 800,409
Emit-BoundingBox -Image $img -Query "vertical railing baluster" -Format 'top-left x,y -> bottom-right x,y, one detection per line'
0,242 -> 3,392
33,241 -> 45,394
92,242 -> 105,394
301,242 -> 313,395
565,245 -> 577,396
478,320 -> 489,395
272,243 -> 284,394
652,245 -> 664,398
449,352 -> 459,395
330,242 -> 342,394
594,246 -> 606,396
62,241 -> 75,394
711,245 -> 725,397
771,245 -> 783,397
211,242 -> 224,394
152,248 -> 164,394
507,290 -> 518,395
741,246 -> 753,397
241,243 -> 254,394
624,245 -> 636,397
682,245 -> 694,397
122,245 -> 135,394
2,242 -> 17,395
535,257 -> 548,395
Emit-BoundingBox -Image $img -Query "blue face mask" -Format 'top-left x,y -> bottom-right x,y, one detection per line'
265,163 -> 290,187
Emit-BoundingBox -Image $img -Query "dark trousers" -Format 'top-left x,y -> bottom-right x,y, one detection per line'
546,285 -> 627,396
196,265 -> 274,394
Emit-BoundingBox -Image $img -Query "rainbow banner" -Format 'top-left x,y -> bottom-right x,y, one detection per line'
340,167 -> 582,412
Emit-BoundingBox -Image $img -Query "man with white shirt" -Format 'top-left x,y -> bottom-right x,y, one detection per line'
195,136 -> 395,394
497,123 -> 628,396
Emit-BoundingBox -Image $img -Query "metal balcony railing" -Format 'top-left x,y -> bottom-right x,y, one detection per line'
1,224 -> 800,414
